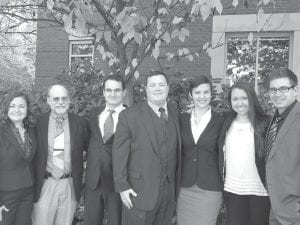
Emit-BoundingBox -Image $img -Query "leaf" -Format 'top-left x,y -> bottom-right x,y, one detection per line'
182,48 -> 189,54
152,40 -> 161,59
263,0 -> 270,5
163,0 -> 173,6
0,0 -> 10,5
171,29 -> 179,39
162,32 -> 171,44
186,55 -> 194,61
213,0 -> 223,15
232,0 -> 239,8
158,8 -> 168,15
200,2 -> 211,21
62,12 -> 73,33
181,28 -> 190,37
172,16 -> 183,25
134,33 -> 143,45
166,52 -> 174,61
96,31 -> 103,42
125,67 -> 131,76
178,32 -> 186,42
134,71 -> 139,80
47,0 -> 54,11
185,0 -> 191,4
132,58 -> 138,68
203,42 -> 210,50
248,32 -> 254,43
104,31 -> 111,43
178,49 -> 183,56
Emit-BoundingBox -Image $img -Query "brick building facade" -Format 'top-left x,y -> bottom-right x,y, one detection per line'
35,0 -> 300,90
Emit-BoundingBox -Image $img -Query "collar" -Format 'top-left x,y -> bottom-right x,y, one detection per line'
104,104 -> 125,114
147,101 -> 168,114
50,111 -> 68,121
275,100 -> 297,119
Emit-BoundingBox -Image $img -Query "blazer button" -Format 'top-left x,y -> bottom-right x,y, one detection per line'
193,158 -> 197,162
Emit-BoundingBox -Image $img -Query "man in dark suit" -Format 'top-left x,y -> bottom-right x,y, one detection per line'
84,75 -> 125,225
32,84 -> 89,225
265,68 -> 300,225
113,71 -> 181,225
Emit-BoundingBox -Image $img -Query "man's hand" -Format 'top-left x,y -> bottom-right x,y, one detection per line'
0,205 -> 9,221
120,189 -> 137,209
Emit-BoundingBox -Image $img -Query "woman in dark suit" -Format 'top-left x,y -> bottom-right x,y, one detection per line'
218,81 -> 270,225
0,91 -> 36,225
176,76 -> 224,225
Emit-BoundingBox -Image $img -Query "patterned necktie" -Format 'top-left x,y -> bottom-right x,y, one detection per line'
159,107 -> 168,121
265,116 -> 282,158
103,109 -> 115,143
52,116 -> 65,179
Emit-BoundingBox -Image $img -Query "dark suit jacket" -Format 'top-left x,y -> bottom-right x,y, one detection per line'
33,112 -> 89,202
112,102 -> 181,211
85,106 -> 116,193
180,111 -> 224,191
218,113 -> 269,186
0,125 -> 36,193
266,102 -> 300,225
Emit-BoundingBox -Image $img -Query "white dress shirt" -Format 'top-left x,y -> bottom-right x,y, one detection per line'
190,108 -> 211,143
98,104 -> 125,137
147,101 -> 168,118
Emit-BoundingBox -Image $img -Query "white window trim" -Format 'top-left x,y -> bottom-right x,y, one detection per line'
211,13 -> 300,93
69,36 -> 94,67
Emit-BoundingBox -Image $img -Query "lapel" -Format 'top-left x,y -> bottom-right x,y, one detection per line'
39,112 -> 50,156
167,103 -> 181,142
91,107 -> 105,144
140,102 -> 160,156
3,125 -> 25,157
68,113 -> 77,151
268,102 -> 300,160
196,111 -> 218,145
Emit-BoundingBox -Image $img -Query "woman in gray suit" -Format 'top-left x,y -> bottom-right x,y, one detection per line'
0,91 -> 36,225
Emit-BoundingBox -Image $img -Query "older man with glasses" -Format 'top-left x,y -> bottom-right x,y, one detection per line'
265,68 -> 300,225
32,84 -> 89,225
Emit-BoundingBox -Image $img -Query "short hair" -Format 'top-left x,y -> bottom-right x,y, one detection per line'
268,68 -> 298,87
103,74 -> 126,90
47,84 -> 69,97
189,76 -> 212,95
146,70 -> 169,85
0,91 -> 35,128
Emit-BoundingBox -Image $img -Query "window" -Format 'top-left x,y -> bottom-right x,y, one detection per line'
211,13 -> 300,94
69,40 -> 94,67
226,33 -> 291,92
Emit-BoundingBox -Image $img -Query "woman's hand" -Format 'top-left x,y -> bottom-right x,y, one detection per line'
0,205 -> 9,221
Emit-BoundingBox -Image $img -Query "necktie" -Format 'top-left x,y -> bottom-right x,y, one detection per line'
265,116 -> 282,158
103,110 -> 115,143
159,107 -> 168,121
52,116 -> 65,179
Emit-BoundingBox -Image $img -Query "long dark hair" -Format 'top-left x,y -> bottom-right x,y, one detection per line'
0,91 -> 35,128
228,81 -> 268,159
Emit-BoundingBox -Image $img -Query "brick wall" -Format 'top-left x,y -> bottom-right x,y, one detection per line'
35,0 -> 300,87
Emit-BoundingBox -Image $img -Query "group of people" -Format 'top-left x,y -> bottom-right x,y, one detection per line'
0,68 -> 299,225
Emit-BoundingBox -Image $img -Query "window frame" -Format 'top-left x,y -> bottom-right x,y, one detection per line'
211,13 -> 300,95
69,37 -> 94,68
225,32 -> 293,92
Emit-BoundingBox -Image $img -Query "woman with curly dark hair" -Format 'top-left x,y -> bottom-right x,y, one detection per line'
0,91 -> 36,225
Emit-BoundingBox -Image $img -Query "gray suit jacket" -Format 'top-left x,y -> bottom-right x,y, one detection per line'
266,102 -> 300,225
112,102 -> 181,211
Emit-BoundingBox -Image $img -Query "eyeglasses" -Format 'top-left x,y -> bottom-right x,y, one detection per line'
268,86 -> 295,94
52,97 -> 69,103
104,88 -> 123,94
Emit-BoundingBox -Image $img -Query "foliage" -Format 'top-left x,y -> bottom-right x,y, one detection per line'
55,62 -> 106,116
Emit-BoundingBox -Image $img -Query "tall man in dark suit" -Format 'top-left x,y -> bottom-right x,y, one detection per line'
32,84 -> 89,225
265,68 -> 300,225
84,75 -> 125,225
113,71 -> 181,225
